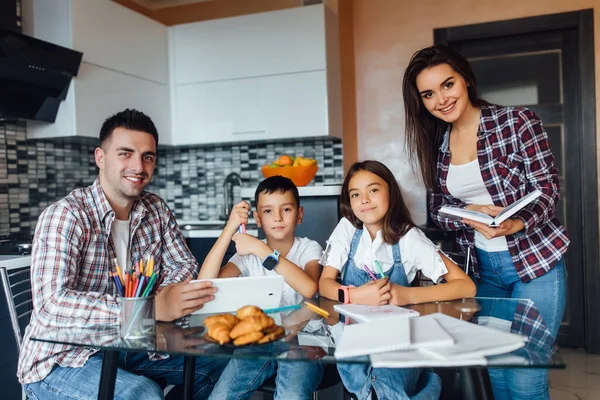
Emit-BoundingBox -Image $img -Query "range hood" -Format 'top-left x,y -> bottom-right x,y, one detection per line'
0,27 -> 82,122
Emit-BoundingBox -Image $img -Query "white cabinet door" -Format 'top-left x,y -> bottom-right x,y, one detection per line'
173,79 -> 266,145
71,0 -> 168,84
74,63 -> 170,141
172,5 -> 325,85
261,70 -> 328,140
172,70 -> 328,145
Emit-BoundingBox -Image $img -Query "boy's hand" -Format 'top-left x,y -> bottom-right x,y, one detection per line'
231,233 -> 269,257
225,201 -> 250,235
350,278 -> 391,305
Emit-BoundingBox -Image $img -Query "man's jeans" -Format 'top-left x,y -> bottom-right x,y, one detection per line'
24,351 -> 228,400
476,249 -> 566,400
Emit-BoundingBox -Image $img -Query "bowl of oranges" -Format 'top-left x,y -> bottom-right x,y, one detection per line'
261,155 -> 318,186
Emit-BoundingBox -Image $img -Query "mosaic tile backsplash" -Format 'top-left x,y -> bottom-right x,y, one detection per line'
0,120 -> 343,235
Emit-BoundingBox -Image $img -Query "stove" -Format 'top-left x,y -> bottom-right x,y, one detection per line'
0,234 -> 34,255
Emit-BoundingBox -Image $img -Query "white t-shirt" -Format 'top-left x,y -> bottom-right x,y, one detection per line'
228,236 -> 323,305
320,218 -> 448,284
446,158 -> 508,252
111,218 -> 131,270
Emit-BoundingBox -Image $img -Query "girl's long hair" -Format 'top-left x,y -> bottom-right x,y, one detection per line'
340,160 -> 415,244
402,45 -> 490,190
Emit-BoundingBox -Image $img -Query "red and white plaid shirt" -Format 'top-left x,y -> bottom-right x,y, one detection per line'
18,178 -> 198,384
429,105 -> 569,282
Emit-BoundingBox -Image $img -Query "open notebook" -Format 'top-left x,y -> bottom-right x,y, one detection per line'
333,304 -> 420,323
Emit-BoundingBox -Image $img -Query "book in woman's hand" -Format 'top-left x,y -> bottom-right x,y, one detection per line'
438,190 -> 542,227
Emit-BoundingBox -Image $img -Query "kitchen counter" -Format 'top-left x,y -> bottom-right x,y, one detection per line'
0,255 -> 32,270
240,184 -> 341,199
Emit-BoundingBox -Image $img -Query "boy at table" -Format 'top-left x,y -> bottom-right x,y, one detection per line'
198,176 -> 324,399
18,109 -> 227,399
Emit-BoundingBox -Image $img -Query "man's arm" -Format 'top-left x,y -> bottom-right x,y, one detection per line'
32,205 -> 120,329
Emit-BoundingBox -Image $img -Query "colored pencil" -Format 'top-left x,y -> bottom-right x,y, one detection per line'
304,301 -> 330,317
263,304 -> 302,314
141,272 -> 158,297
374,260 -> 385,279
363,265 -> 378,281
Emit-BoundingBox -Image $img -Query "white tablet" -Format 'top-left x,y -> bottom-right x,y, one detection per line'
190,275 -> 284,315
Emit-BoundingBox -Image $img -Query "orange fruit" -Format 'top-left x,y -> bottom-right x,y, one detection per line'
278,155 -> 293,166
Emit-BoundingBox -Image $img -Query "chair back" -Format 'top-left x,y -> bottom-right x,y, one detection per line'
0,267 -> 33,352
411,248 -> 471,287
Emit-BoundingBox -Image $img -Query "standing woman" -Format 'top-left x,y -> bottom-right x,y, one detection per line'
402,45 -> 568,400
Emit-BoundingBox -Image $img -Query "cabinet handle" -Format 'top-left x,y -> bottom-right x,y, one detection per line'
232,130 -> 266,135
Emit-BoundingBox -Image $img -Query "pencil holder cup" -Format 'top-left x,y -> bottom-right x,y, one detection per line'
120,296 -> 156,339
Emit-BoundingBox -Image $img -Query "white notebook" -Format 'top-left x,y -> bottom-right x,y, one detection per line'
333,304 -> 420,323
334,316 -> 411,359
439,189 -> 542,227
419,313 -> 525,360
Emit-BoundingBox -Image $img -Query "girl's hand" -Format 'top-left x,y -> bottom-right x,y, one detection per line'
350,278 -> 391,305
389,283 -> 411,306
462,218 -> 525,239
225,201 -> 250,234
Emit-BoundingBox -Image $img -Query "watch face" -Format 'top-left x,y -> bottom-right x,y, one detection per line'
338,288 -> 344,303
263,257 -> 278,271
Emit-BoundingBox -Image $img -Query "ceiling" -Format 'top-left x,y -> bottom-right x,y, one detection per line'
127,0 -> 216,10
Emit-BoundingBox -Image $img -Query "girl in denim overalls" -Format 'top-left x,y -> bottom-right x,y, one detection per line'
319,161 -> 477,400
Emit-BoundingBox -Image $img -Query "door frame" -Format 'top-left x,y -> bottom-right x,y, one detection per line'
434,9 -> 600,353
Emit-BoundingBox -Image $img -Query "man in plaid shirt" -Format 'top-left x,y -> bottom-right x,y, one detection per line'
18,109 -> 227,399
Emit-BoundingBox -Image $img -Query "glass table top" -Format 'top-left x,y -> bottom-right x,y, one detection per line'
31,297 -> 564,369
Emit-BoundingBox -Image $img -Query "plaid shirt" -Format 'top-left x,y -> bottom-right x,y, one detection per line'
18,178 -> 199,384
429,105 -> 569,282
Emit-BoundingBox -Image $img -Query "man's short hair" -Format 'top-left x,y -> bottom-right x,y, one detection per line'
254,176 -> 300,208
99,109 -> 159,148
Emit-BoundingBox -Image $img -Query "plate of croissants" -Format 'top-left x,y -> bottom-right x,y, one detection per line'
203,305 -> 286,346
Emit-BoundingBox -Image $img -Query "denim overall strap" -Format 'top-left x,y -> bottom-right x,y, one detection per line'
389,242 -> 409,287
341,229 -> 363,284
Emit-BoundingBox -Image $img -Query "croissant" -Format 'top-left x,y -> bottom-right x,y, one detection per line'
236,305 -> 265,320
203,313 -> 239,329
207,322 -> 232,345
230,315 -> 274,339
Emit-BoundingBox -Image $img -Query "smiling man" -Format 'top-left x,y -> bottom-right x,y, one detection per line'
18,109 -> 227,400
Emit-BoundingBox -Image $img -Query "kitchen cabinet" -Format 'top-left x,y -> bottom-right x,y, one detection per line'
171,5 -> 325,84
22,0 -> 171,142
173,70 -> 328,145
169,4 -> 342,145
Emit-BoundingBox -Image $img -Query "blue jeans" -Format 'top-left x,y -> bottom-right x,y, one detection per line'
208,341 -> 324,400
337,363 -> 441,400
475,249 -> 566,400
24,351 -> 228,400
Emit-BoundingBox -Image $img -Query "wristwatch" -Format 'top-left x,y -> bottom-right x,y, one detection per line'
338,285 -> 354,304
262,249 -> 280,271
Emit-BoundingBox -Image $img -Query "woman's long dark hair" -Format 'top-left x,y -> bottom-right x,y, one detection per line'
402,45 -> 489,190
340,160 -> 415,244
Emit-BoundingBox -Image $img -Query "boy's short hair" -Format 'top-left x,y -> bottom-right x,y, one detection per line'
254,176 -> 300,208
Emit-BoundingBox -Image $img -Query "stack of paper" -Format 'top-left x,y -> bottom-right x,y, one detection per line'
333,304 -> 420,323
369,313 -> 525,368
334,316 -> 411,359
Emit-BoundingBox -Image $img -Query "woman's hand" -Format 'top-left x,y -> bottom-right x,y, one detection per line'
463,203 -> 524,239
349,278 -> 391,305
462,218 -> 525,239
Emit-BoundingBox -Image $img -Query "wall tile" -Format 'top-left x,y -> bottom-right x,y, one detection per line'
0,121 -> 343,235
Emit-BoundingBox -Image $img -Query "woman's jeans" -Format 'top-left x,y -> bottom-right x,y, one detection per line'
475,249 -> 566,400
